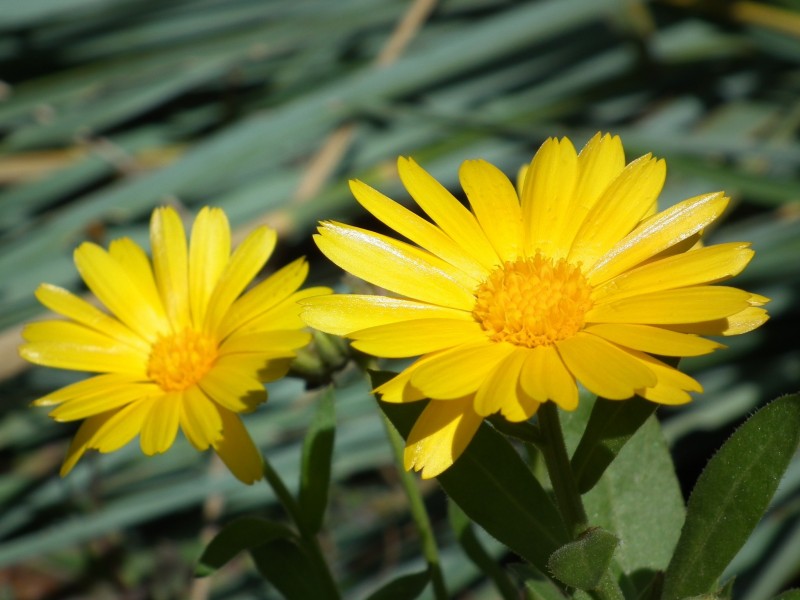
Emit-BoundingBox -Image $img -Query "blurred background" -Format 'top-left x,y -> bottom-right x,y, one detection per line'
1,0 -> 799,598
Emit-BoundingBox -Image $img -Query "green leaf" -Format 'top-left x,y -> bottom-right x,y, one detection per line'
372,372 -> 570,574
298,387 -> 336,534
662,394 -> 800,600
570,396 -> 658,494
509,564 -> 568,600
363,570 -> 430,600
195,516 -> 296,577
547,527 -> 619,590
772,590 -> 800,600
250,538 -> 339,600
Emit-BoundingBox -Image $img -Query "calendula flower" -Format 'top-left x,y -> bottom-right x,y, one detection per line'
301,133 -> 768,478
21,206 -> 328,484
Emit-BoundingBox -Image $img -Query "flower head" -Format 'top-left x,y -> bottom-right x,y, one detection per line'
21,206 -> 328,484
301,133 -> 768,478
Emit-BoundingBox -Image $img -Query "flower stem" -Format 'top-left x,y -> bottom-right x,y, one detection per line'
380,412 -> 449,600
537,402 -> 588,538
261,456 -> 341,599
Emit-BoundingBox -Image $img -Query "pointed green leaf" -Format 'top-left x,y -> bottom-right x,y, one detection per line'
662,394 -> 800,600
195,517 -> 296,577
363,570 -> 430,600
251,538 -> 339,600
371,372 -> 570,573
547,527 -> 619,590
298,387 -> 336,535
571,396 -> 658,494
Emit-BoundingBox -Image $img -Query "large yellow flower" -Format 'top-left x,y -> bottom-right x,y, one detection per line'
20,206 -> 328,484
301,133 -> 768,479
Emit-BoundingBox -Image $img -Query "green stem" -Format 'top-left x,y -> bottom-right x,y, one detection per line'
591,570 -> 626,600
537,402 -> 588,537
380,412 -> 449,600
262,456 -> 341,600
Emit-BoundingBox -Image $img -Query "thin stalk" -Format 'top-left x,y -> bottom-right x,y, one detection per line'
591,570 -> 626,600
380,412 -> 449,600
261,457 -> 341,599
537,402 -> 588,537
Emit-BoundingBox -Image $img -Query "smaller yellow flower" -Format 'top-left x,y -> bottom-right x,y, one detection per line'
302,133 -> 768,479
20,206 -> 329,484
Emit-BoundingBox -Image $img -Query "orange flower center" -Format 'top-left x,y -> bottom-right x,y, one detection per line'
473,253 -> 594,348
147,328 -> 217,392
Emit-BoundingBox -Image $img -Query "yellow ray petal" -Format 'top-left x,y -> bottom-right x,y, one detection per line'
32,373 -> 147,407
205,225 -> 276,335
584,323 -> 723,357
74,242 -> 169,341
34,283 -> 150,352
586,192 -> 730,284
213,407 -> 264,484
60,414 -> 111,476
219,330 -> 310,355
242,286 -> 331,333
300,294 -> 471,336
180,386 -> 223,450
22,319 -> 145,353
569,154 -> 666,268
588,286 -> 754,324
314,222 -> 476,310
140,393 -> 181,455
350,179 -> 486,281
410,341 -> 515,399
108,237 -> 167,321
50,382 -> 160,422
592,242 -> 753,303
459,159 -> 522,261
629,352 -> 702,405
404,397 -> 483,479
521,137 -> 579,258
519,345 -> 579,410
351,319 -> 485,358
398,157 -> 499,270
150,207 -> 190,329
189,207 -> 231,328
557,333 -> 657,399
20,338 -> 148,375
218,257 -> 308,339
373,361 -> 428,404
474,348 -> 535,420
90,398 -> 157,453
665,306 -> 769,337
199,362 -> 267,413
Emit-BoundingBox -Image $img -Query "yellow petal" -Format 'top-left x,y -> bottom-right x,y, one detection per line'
242,286 -> 331,333
350,319 -> 485,358
213,407 -> 264,484
60,414 -> 110,476
459,159 -> 523,261
314,222 -> 476,310
150,206 -> 190,329
587,286 -> 753,324
373,362 -> 428,403
32,373 -> 146,407
74,242 -> 169,341
180,386 -> 223,450
50,382 -> 160,422
665,306 -> 769,337
33,283 -> 150,352
569,154 -> 666,268
584,323 -> 723,357
556,333 -> 657,399
20,335 -> 148,375
629,352 -> 702,405
140,393 -> 181,455
592,242 -> 753,303
218,257 -> 308,339
205,226 -> 276,335
474,348 -> 537,421
519,345 -> 579,410
199,361 -> 267,413
189,207 -> 231,328
350,179 -> 486,281
108,237 -> 168,328
586,192 -> 730,284
219,330 -> 310,355
404,397 -> 483,479
398,157 -> 499,270
521,137 -> 579,258
300,294 -> 470,336
410,341 -> 515,399
90,398 -> 157,453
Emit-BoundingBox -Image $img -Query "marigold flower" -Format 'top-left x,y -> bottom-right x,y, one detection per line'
301,133 -> 768,478
21,206 -> 328,484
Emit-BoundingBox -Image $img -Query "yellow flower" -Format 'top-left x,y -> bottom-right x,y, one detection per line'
20,206 -> 328,484
301,133 -> 768,479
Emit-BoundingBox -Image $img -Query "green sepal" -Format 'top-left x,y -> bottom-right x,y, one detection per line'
371,371 -> 570,574
570,396 -> 657,494
363,570 -> 430,600
250,538 -> 339,600
298,386 -> 336,535
547,527 -> 619,590
195,516 -> 296,577
662,393 -> 800,600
